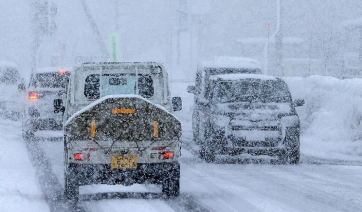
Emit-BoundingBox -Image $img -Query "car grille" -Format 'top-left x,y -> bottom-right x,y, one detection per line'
231,125 -> 280,131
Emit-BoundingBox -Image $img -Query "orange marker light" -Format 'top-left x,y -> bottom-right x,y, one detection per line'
29,93 -> 38,100
153,120 -> 158,138
91,120 -> 96,137
111,109 -> 135,114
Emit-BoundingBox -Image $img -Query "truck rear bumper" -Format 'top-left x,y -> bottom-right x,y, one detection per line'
66,162 -> 180,186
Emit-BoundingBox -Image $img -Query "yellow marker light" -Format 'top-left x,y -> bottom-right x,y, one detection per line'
91,120 -> 96,137
111,109 -> 135,114
154,120 -> 158,138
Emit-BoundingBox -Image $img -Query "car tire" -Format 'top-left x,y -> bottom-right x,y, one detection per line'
280,127 -> 300,164
22,130 -> 34,141
287,145 -> 300,164
162,165 -> 180,198
200,147 -> 215,163
64,166 -> 79,201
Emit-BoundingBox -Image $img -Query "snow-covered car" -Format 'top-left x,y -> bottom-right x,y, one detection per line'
22,67 -> 70,138
191,73 -> 304,164
63,62 -> 182,200
187,57 -> 262,145
0,61 -> 25,120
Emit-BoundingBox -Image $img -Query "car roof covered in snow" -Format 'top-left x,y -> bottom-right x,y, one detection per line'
210,73 -> 278,81
200,57 -> 262,70
0,61 -> 17,68
35,67 -> 72,74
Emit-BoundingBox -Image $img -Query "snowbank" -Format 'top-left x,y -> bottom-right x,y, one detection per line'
0,120 -> 49,211
285,76 -> 362,161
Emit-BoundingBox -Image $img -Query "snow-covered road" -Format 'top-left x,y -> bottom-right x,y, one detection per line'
2,118 -> 359,212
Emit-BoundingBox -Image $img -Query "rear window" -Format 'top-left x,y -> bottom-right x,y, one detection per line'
84,74 -> 154,100
32,72 -> 70,88
0,67 -> 20,85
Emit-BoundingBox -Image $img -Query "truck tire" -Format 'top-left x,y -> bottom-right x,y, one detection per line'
200,147 -> 215,163
162,165 -> 180,197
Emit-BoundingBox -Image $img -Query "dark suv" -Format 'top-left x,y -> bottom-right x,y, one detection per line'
188,73 -> 304,164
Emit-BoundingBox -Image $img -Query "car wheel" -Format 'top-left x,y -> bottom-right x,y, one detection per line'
162,165 -> 180,198
64,166 -> 79,201
200,147 -> 215,163
287,145 -> 300,164
280,128 -> 300,164
22,130 -> 34,141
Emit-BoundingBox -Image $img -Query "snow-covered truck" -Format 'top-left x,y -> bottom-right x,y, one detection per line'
63,62 -> 182,200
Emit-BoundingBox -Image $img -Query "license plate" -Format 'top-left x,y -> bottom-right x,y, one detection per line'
111,155 -> 137,169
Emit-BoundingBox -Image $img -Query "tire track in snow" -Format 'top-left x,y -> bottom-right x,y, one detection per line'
24,136 -> 89,212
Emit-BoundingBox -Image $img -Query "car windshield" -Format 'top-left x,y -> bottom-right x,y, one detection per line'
32,72 -> 70,88
211,79 -> 291,103
84,73 -> 154,99
0,67 -> 19,85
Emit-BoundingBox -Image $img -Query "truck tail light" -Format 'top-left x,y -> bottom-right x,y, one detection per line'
74,153 -> 83,161
158,152 -> 174,160
164,152 -> 174,159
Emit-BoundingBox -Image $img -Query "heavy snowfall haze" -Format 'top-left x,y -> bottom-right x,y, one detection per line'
1,0 -> 362,80
1,1 -> 362,212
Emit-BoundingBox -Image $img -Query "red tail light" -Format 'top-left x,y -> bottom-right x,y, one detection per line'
164,152 -> 174,159
74,153 -> 83,161
28,93 -> 38,100
158,152 -> 174,160
59,70 -> 68,74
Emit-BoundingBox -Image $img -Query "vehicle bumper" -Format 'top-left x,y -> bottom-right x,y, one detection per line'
24,118 -> 62,132
220,146 -> 286,157
66,162 -> 180,186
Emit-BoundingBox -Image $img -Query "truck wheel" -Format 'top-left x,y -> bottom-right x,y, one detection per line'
162,165 -> 180,197
64,167 -> 79,201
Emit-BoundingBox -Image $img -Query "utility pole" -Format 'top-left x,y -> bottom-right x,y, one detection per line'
31,0 -> 57,72
274,0 -> 283,76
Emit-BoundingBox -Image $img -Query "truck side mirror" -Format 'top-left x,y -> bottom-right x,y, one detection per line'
293,99 -> 305,107
54,99 -> 65,114
187,85 -> 196,94
172,97 -> 182,111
